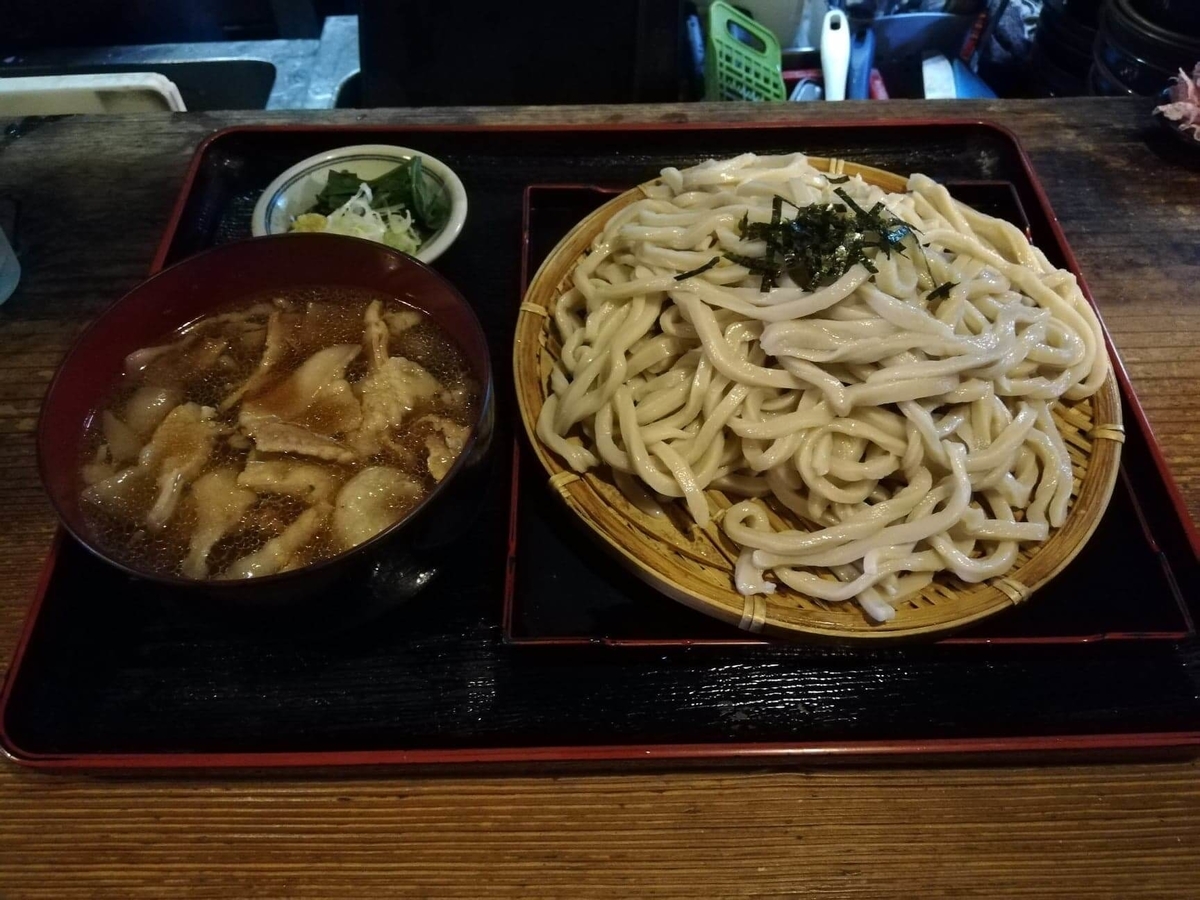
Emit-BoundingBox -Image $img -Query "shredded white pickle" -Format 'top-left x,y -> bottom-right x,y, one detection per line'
291,183 -> 423,255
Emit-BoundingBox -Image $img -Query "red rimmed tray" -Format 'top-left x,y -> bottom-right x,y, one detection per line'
2,119 -> 1198,772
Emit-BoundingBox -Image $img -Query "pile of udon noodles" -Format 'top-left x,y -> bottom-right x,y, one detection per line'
536,153 -> 1109,623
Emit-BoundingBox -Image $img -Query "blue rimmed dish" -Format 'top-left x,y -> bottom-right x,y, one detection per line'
251,144 -> 468,263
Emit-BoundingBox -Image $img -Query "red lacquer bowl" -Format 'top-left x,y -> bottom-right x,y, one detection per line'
37,234 -> 494,620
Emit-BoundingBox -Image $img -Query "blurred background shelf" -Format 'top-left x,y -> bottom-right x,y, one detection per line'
0,1 -> 1197,110
0,14 -> 359,111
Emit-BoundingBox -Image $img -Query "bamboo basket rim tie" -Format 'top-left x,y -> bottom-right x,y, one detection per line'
512,157 -> 1123,641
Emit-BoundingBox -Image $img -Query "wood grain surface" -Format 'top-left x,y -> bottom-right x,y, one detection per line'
0,99 -> 1198,899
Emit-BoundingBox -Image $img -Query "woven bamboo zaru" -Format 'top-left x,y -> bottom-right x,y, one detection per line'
513,158 -> 1124,640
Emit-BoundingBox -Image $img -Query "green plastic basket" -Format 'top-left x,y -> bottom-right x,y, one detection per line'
705,0 -> 787,102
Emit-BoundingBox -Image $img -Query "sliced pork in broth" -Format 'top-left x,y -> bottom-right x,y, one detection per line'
351,301 -> 443,457
331,466 -> 424,551
182,468 -> 257,579
236,459 -> 343,504
222,501 -> 333,579
122,386 -> 184,438
79,289 -> 478,580
139,402 -> 223,530
239,343 -> 363,438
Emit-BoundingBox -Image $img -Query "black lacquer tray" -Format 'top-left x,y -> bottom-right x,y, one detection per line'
3,121 -> 1198,771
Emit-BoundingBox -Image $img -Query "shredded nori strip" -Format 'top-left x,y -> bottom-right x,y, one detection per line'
827,175 -> 851,184
725,188 -> 923,292
927,281 -> 955,301
674,257 -> 721,281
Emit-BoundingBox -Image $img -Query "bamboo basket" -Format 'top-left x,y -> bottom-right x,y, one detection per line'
513,157 -> 1124,640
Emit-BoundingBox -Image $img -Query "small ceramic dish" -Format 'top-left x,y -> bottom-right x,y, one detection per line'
251,145 -> 468,263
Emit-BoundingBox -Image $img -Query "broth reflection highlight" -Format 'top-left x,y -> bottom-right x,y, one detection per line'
78,289 -> 478,580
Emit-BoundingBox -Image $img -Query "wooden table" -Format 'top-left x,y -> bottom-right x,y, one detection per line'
0,99 -> 1197,898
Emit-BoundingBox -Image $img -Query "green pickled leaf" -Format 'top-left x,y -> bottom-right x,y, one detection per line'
366,159 -> 416,212
312,169 -> 364,215
308,156 -> 450,233
408,157 -> 450,231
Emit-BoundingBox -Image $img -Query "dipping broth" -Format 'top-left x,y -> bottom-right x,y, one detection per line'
78,288 -> 478,580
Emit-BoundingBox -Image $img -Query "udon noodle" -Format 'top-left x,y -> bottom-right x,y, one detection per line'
535,153 -> 1108,622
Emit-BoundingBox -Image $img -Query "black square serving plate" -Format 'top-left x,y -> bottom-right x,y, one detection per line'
4,121 -> 1199,771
